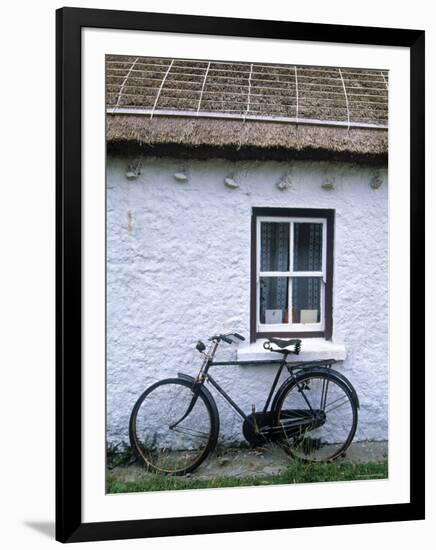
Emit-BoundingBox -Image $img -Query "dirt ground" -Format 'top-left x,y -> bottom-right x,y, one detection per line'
108,441 -> 388,483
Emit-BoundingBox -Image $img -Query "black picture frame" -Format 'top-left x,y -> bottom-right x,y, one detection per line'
56,7 -> 425,543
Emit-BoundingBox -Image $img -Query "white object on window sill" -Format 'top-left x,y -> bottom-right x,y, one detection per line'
236,338 -> 346,363
300,309 -> 318,324
265,309 -> 283,324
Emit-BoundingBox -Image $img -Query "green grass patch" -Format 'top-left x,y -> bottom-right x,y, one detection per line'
106,460 -> 388,494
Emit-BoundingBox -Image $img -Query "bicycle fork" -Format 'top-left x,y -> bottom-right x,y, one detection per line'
169,340 -> 219,429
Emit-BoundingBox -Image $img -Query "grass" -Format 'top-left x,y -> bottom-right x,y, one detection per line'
106,460 -> 388,494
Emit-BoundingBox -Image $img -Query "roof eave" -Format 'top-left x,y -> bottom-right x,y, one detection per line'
106,114 -> 388,165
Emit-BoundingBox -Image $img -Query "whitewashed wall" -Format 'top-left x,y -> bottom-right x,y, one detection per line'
106,155 -> 388,446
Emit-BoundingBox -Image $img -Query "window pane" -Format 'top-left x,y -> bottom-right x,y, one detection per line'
293,222 -> 323,271
260,222 -> 289,271
260,277 -> 289,324
292,277 -> 321,324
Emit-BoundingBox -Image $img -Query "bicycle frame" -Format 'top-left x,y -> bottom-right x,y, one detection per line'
190,339 -> 338,428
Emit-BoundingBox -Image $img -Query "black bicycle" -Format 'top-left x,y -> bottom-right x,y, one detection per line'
129,333 -> 359,475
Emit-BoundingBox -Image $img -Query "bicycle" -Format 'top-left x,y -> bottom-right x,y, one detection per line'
129,333 -> 359,475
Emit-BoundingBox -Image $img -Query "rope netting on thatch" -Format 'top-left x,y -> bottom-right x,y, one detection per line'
106,55 -> 388,129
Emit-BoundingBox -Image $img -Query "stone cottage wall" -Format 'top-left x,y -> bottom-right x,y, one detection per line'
106,156 -> 388,446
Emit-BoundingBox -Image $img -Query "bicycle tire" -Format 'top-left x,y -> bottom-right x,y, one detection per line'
274,370 -> 358,462
129,377 -> 219,475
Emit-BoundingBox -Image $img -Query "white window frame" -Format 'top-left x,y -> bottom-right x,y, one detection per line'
256,216 -> 327,334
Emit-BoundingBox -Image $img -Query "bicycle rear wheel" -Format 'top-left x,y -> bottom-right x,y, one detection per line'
129,378 -> 219,475
275,371 -> 358,462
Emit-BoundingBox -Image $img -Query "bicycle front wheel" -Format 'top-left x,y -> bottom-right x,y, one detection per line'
275,371 -> 358,462
129,378 -> 219,475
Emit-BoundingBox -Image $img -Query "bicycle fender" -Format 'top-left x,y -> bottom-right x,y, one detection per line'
271,367 -> 360,413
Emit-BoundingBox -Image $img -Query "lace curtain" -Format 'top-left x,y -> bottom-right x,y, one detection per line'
261,223 -> 289,315
293,223 -> 322,319
260,222 -> 322,323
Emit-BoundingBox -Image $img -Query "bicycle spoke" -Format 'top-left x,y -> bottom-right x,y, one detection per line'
324,396 -> 350,414
324,395 -> 349,413
171,426 -> 210,440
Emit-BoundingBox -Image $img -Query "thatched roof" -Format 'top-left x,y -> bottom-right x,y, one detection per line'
106,55 -> 388,163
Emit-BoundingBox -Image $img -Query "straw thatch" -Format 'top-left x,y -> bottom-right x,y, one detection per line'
106,56 -> 388,164
107,115 -> 387,163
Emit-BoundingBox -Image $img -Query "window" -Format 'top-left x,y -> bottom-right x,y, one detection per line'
250,208 -> 334,342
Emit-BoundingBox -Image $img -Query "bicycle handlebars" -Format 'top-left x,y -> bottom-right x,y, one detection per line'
208,333 -> 245,344
194,333 -> 246,353
219,335 -> 233,344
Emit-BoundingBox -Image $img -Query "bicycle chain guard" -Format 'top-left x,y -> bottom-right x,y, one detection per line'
242,412 -> 276,446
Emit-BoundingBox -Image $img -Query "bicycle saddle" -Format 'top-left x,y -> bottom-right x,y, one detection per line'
267,337 -> 301,349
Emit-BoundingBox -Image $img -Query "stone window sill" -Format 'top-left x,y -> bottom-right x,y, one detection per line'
236,338 -> 346,363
